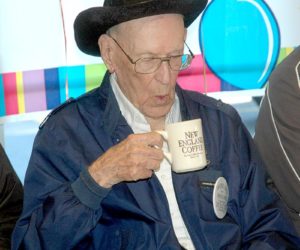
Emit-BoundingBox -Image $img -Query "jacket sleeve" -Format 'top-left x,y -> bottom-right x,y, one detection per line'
11,118 -> 111,250
0,144 -> 23,250
235,123 -> 300,249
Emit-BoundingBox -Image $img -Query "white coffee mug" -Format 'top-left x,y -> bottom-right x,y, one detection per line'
157,118 -> 208,173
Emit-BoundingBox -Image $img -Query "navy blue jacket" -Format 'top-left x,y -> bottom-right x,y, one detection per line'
12,73 -> 300,249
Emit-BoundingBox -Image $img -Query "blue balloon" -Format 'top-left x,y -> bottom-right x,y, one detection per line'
199,0 -> 280,89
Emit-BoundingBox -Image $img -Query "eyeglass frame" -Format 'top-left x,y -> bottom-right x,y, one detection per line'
107,35 -> 195,74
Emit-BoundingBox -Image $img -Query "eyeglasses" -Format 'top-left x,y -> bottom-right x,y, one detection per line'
108,35 -> 195,74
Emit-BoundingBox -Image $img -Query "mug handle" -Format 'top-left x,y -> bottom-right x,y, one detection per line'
155,130 -> 172,163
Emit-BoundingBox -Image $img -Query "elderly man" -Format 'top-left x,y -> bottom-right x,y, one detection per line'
12,0 -> 300,249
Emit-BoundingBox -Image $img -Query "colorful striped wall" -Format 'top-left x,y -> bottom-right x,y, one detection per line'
0,47 -> 294,117
0,64 -> 106,116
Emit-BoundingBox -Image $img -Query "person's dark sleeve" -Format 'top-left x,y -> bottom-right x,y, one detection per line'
236,124 -> 300,249
0,144 -> 23,250
254,46 -> 300,233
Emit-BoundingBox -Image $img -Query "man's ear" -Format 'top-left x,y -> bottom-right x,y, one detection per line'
98,35 -> 115,73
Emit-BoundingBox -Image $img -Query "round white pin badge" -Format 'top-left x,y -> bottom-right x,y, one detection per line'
213,177 -> 229,219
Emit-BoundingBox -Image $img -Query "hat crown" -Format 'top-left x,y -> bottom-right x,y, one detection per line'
104,0 -> 153,7
75,0 -> 208,56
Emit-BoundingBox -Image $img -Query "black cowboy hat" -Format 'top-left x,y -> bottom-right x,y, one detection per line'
74,0 -> 208,56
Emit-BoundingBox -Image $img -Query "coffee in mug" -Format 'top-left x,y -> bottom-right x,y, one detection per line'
157,118 -> 208,173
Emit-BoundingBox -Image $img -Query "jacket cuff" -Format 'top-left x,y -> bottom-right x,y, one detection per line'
71,167 -> 111,210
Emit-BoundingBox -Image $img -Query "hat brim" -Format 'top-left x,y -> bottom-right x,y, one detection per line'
74,0 -> 208,56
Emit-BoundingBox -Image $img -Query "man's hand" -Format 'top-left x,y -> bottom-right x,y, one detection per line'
88,132 -> 164,188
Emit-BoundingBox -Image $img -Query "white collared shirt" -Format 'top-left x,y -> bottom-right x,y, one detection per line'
110,73 -> 195,250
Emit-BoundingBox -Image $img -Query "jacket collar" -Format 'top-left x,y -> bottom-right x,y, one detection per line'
96,72 -> 129,134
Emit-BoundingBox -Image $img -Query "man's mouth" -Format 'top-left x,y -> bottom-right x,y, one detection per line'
155,95 -> 170,104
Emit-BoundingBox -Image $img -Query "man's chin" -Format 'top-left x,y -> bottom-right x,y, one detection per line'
143,106 -> 172,120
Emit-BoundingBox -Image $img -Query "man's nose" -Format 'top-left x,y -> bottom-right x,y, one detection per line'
155,60 -> 172,85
